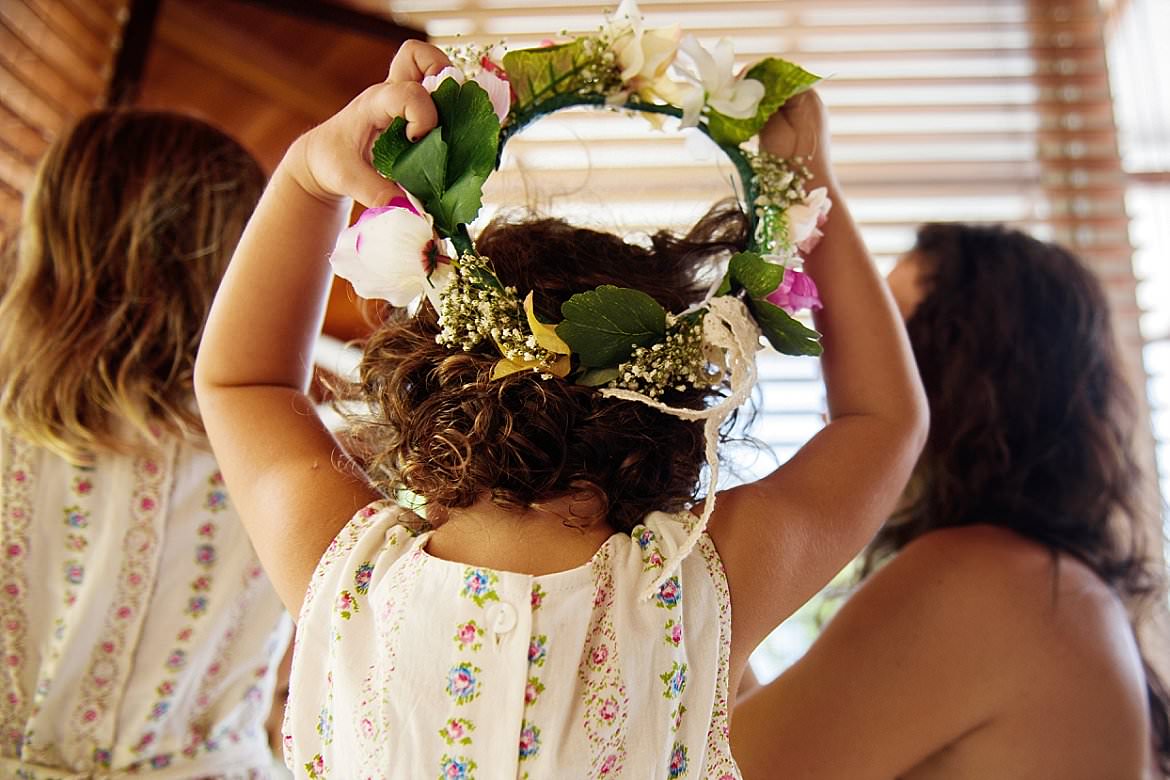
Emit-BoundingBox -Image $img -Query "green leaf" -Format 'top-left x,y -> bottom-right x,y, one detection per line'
720,251 -> 785,299
390,128 -> 448,211
556,285 -> 667,368
748,298 -> 823,356
502,39 -> 591,108
435,173 -> 488,236
371,116 -> 410,178
575,367 -> 621,387
430,78 -> 500,185
708,58 -> 821,146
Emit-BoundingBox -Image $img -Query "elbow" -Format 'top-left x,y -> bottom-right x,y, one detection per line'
192,340 -> 218,406
906,384 -> 930,455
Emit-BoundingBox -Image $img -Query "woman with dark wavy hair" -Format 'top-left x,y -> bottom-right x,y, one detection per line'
733,223 -> 1170,779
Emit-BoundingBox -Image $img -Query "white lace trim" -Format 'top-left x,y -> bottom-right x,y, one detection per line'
600,295 -> 761,599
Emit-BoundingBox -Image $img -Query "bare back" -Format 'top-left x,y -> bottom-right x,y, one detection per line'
732,525 -> 1155,779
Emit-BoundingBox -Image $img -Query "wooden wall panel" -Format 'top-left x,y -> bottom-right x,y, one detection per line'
134,0 -> 421,172
0,0 -> 129,240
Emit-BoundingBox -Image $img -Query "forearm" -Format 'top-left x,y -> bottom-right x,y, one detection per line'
805,181 -> 926,430
195,137 -> 349,395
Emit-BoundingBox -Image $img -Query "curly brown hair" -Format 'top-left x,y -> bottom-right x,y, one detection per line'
866,223 -> 1169,773
0,109 -> 265,462
341,201 -> 750,533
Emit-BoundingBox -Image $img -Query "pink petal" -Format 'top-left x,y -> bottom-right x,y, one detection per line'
765,269 -> 822,314
473,69 -> 512,123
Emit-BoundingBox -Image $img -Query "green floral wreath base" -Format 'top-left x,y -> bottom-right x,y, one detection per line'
370,35 -> 824,396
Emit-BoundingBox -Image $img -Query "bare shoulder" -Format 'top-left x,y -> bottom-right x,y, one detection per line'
898,526 -> 1127,623
885,526 -> 1147,724
885,526 -> 1132,645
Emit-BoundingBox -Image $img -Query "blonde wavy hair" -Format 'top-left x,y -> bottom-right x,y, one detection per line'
0,109 -> 265,462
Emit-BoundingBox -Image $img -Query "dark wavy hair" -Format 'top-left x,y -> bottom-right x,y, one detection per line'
865,222 -> 1169,772
341,201 -> 749,533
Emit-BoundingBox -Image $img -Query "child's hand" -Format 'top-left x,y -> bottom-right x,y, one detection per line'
292,40 -> 452,207
758,90 -> 834,187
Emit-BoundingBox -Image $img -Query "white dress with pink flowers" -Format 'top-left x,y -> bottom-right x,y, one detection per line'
0,428 -> 290,778
284,500 -> 741,779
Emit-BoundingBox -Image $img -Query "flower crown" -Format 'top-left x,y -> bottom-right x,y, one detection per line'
330,0 -> 830,400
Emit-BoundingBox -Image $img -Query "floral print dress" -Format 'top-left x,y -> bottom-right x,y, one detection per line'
0,428 -> 291,778
285,501 -> 741,779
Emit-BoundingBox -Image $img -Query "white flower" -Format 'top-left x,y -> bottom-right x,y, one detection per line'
673,35 -> 765,127
421,65 -> 465,93
606,0 -> 682,102
421,65 -> 511,124
784,187 -> 832,254
330,195 -> 451,309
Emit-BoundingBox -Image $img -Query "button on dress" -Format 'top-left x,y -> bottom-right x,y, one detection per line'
285,501 -> 741,779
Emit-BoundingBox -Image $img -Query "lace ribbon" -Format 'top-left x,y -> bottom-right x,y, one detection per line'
600,295 -> 762,600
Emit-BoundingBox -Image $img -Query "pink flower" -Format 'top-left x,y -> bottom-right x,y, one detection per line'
766,268 -> 823,315
599,697 -> 619,722
330,196 -> 451,309
421,65 -> 511,124
784,187 -> 832,254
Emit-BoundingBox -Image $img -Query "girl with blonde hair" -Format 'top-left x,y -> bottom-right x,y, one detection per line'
0,109 -> 289,777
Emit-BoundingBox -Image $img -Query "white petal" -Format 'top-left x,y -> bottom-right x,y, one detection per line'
639,26 -> 681,79
710,39 -> 738,90
614,0 -> 643,27
785,203 -> 819,245
677,83 -> 706,128
421,66 -> 465,93
330,208 -> 436,307
804,186 -> 833,219
708,77 -> 765,119
679,35 -> 718,90
423,263 -> 453,311
618,30 -> 647,82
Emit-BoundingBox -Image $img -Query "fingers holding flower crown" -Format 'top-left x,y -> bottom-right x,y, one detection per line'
298,78 -> 439,207
388,39 -> 453,84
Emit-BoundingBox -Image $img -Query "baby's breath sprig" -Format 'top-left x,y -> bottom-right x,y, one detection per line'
436,253 -> 524,353
748,152 -> 814,258
443,41 -> 506,76
613,315 -> 713,399
749,151 -> 810,208
436,254 -> 565,375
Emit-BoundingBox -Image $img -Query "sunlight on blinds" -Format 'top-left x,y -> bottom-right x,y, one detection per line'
1107,0 -> 1170,543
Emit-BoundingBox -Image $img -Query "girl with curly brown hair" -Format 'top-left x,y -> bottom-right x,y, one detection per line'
732,224 -> 1170,779
195,39 -> 926,776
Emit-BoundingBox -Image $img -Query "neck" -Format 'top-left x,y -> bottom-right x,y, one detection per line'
425,494 -> 617,576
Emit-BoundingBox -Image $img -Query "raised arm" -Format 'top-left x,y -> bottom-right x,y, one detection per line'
707,91 -> 929,681
194,42 -> 451,615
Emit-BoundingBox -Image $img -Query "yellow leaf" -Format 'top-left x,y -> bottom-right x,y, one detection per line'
550,353 -> 571,378
524,292 -> 571,355
491,358 -> 531,380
